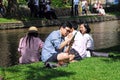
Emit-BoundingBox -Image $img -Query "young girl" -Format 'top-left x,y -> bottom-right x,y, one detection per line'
18,26 -> 44,64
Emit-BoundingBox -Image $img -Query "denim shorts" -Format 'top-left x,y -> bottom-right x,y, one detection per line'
46,53 -> 58,62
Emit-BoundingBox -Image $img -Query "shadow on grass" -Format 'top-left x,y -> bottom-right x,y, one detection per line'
3,63 -> 75,80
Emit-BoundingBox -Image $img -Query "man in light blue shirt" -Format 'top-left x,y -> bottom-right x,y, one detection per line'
41,21 -> 74,67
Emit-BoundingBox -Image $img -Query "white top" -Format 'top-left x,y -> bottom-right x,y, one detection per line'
34,0 -> 39,6
81,0 -> 87,7
72,32 -> 94,58
83,33 -> 94,50
84,33 -> 94,57
98,8 -> 106,15
74,0 -> 79,5
46,4 -> 51,11
72,31 -> 87,58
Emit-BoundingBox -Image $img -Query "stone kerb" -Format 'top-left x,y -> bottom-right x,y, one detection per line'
0,15 -> 119,30
0,21 -> 24,29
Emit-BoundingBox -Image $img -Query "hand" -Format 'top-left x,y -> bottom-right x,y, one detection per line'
66,33 -> 73,43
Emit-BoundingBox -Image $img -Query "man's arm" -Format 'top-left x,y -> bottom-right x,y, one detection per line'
59,33 -> 73,50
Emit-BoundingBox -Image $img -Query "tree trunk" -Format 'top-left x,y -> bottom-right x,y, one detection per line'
6,0 -> 19,18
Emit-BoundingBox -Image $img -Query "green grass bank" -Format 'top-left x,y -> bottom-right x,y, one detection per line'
0,45 -> 120,80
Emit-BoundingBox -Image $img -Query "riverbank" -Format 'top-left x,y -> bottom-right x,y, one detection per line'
0,45 -> 120,80
0,14 -> 120,30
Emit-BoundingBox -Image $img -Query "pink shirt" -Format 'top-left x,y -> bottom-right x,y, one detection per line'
18,36 -> 44,64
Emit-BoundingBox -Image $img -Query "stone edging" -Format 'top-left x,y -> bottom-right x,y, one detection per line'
0,15 -> 120,30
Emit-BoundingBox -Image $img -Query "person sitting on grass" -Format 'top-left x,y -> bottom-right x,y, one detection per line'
41,21 -> 75,68
67,22 -> 113,62
18,26 -> 44,64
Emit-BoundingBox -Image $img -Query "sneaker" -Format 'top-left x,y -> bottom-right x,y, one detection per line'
108,54 -> 114,58
60,63 -> 68,67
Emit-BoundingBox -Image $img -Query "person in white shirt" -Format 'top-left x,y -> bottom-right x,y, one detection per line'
68,22 -> 112,62
93,0 -> 98,13
80,23 -> 111,58
44,1 -> 57,19
81,0 -> 88,15
34,0 -> 39,17
65,21 -> 86,61
98,6 -> 106,15
74,0 -> 79,16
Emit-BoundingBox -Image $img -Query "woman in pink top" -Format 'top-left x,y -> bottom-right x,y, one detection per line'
18,26 -> 44,64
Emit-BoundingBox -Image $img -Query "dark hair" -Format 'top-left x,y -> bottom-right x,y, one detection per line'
82,23 -> 91,33
59,21 -> 73,29
28,31 -> 38,37
21,32 -> 38,48
71,21 -> 78,30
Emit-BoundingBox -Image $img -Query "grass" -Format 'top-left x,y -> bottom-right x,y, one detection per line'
0,45 -> 120,80
0,17 -> 39,23
0,18 -> 18,23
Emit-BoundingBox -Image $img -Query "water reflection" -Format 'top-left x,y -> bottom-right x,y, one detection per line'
0,20 -> 120,67
90,20 -> 120,49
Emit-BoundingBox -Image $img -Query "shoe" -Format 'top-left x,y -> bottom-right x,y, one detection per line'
45,62 -> 59,69
60,63 -> 68,67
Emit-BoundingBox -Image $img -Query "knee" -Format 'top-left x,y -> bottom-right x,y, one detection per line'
62,53 -> 69,59
57,53 -> 69,60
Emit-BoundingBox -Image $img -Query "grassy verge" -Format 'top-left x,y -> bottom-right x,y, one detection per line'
0,45 -> 120,80
0,17 -> 41,23
0,15 -> 98,23
0,18 -> 19,23
107,12 -> 120,16
0,13 -> 118,23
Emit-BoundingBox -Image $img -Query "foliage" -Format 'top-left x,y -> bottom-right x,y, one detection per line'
16,0 -> 71,8
108,12 -> 120,16
51,0 -> 71,8
3,0 -> 8,6
17,0 -> 27,5
105,4 -> 120,12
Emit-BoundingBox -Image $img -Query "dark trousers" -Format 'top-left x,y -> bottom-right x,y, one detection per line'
45,11 -> 57,20
88,49 -> 109,57
74,5 -> 78,16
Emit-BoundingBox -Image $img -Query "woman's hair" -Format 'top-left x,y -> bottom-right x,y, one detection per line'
21,26 -> 39,48
28,31 -> 38,37
83,23 -> 91,33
